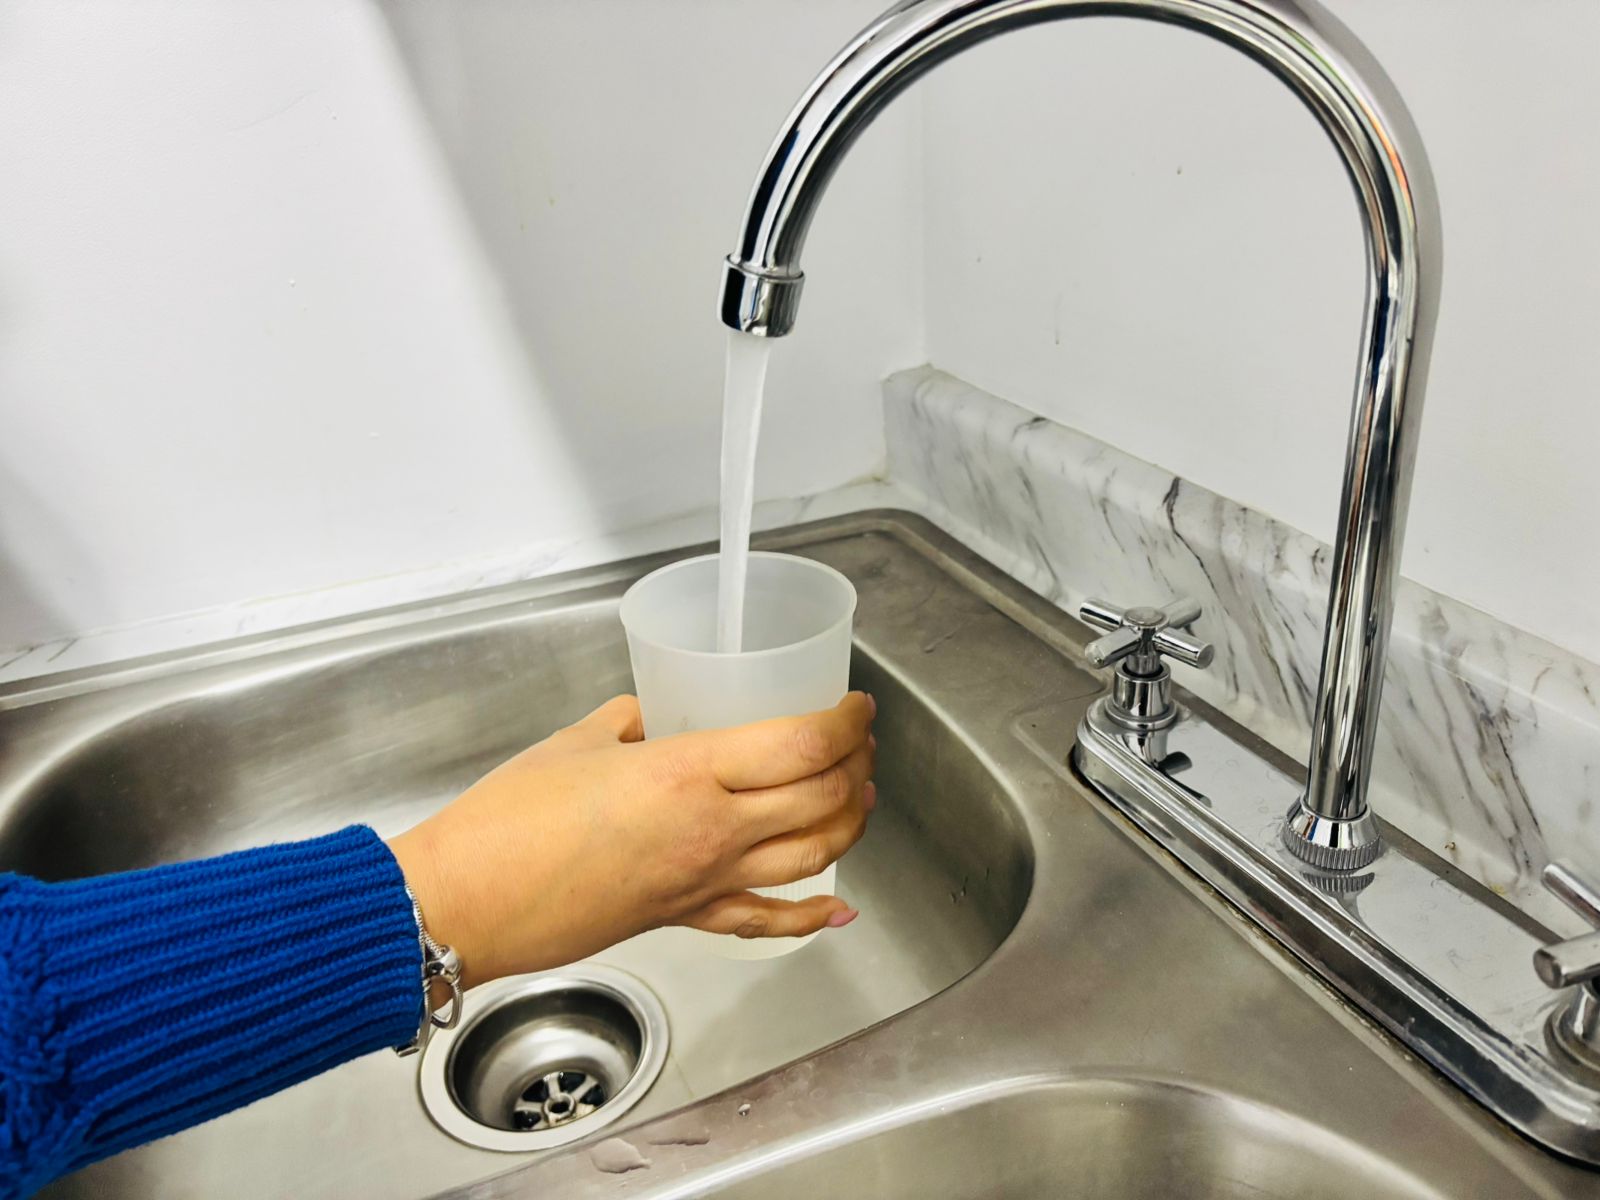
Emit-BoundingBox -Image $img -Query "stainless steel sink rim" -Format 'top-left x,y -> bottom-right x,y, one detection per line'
418,965 -> 669,1153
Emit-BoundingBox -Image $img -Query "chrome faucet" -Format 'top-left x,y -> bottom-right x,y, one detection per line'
717,0 -> 1441,873
718,0 -> 1600,1168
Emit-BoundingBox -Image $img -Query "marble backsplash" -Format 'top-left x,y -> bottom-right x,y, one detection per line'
886,366 -> 1600,935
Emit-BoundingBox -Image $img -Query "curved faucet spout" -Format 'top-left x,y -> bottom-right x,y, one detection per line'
719,0 -> 1441,868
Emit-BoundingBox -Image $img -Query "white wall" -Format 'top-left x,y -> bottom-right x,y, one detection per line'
5,1 -> 1598,673
920,2 -> 1600,664
0,0 -> 921,652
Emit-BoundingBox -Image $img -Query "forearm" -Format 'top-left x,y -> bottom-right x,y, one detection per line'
0,826 -> 422,1198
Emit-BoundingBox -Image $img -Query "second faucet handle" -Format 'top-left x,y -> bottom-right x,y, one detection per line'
1080,597 -> 1214,673
1534,862 -> 1600,989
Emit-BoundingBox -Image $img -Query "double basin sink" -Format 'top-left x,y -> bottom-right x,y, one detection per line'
3,512 -> 1593,1198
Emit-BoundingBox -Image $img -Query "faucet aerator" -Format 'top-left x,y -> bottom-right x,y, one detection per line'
719,259 -> 804,337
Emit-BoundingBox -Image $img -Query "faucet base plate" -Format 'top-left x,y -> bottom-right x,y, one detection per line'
1073,696 -> 1600,1166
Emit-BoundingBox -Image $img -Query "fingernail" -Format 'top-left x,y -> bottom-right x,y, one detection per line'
866,693 -> 877,717
868,733 -> 877,751
827,908 -> 859,928
863,781 -> 878,810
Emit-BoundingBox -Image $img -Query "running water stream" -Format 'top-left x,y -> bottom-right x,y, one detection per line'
715,330 -> 774,654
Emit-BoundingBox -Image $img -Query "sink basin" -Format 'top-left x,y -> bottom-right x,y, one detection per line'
1,519 -> 1033,1200
703,1079 -> 1448,1200
4,512 -> 1596,1200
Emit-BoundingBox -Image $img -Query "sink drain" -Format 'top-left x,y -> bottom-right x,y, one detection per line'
513,1069 -> 607,1131
418,964 -> 669,1152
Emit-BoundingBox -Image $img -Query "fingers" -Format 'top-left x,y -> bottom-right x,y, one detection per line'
680,892 -> 859,940
735,781 -> 875,889
566,695 -> 644,746
706,692 -> 874,791
735,742 -> 874,845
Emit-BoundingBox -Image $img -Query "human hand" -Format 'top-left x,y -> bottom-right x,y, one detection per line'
387,691 -> 876,988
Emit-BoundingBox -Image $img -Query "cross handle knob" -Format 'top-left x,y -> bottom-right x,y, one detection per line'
1079,597 -> 1214,676
1534,862 -> 1600,990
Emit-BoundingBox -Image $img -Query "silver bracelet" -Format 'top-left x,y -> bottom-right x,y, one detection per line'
395,883 -> 465,1058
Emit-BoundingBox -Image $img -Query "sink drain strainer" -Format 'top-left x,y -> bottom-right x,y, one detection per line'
513,1069 -> 608,1131
418,964 -> 669,1153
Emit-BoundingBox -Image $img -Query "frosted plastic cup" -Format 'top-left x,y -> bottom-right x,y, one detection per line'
619,551 -> 857,959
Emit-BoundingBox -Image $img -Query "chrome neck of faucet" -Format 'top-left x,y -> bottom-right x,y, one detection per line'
718,0 -> 1441,872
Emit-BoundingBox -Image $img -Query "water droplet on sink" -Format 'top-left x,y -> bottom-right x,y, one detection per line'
646,1117 -> 711,1147
591,1138 -> 651,1174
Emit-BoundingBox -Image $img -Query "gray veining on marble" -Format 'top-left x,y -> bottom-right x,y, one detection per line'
886,366 -> 1600,934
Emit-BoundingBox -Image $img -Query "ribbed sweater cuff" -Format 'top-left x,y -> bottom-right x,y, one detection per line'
0,825 -> 423,1196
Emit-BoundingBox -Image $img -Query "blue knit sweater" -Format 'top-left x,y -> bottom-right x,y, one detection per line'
0,825 -> 424,1199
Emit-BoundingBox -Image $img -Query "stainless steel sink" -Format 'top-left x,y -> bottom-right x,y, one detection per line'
5,514 -> 1029,1200
5,513 -> 1596,1199
700,1079 -> 1453,1200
